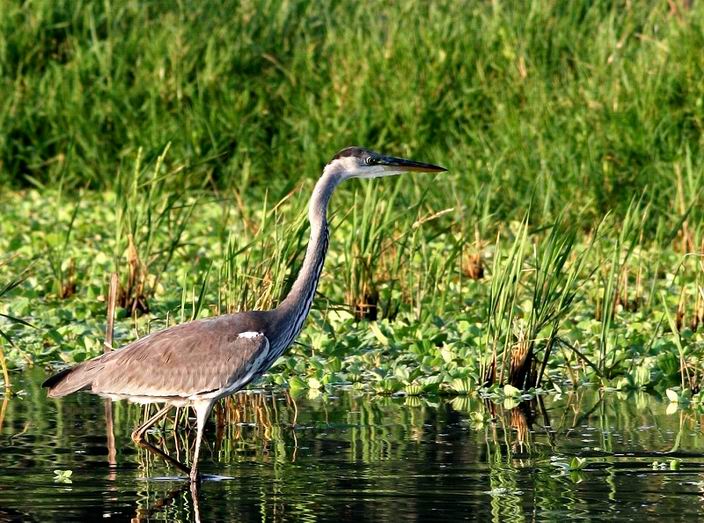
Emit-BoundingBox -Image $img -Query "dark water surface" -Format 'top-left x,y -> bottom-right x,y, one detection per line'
2,370 -> 704,522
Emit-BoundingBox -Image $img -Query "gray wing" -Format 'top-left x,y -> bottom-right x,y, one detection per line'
45,316 -> 270,399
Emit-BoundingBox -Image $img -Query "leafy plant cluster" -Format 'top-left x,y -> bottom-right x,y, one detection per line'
0,2 -> 703,395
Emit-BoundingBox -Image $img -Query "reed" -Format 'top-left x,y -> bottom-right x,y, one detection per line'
112,146 -> 195,314
2,1 -> 703,231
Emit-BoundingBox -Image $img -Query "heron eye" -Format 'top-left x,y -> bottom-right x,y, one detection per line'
365,157 -> 375,166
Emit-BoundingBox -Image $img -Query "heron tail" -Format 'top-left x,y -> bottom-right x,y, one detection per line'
42,362 -> 99,397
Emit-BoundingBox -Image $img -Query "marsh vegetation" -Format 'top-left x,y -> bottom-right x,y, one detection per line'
2,0 -> 703,398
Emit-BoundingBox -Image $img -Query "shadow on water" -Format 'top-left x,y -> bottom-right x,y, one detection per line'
3,368 -> 704,521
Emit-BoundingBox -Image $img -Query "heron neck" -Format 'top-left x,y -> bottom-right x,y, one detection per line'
272,170 -> 341,347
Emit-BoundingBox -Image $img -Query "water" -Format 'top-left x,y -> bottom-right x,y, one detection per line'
2,370 -> 704,522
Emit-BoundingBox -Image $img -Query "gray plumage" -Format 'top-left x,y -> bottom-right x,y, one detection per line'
43,146 -> 446,483
45,313 -> 271,400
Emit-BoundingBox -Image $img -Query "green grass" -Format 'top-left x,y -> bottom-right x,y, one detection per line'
1,1 -> 704,399
1,1 -> 703,228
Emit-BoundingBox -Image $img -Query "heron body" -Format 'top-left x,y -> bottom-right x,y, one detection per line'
43,147 -> 446,482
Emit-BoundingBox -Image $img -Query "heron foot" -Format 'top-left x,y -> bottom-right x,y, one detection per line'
130,406 -> 191,476
131,427 -> 145,445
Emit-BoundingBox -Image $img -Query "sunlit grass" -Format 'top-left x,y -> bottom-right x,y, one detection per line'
1,1 -> 702,229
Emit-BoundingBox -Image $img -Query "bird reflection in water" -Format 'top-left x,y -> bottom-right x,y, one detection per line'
102,391 -> 299,522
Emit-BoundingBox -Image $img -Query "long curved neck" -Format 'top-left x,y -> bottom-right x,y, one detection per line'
271,169 -> 342,349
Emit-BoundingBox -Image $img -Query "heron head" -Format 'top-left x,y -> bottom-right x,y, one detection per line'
325,146 -> 447,179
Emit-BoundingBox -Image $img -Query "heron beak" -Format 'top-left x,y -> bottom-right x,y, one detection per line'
379,155 -> 447,173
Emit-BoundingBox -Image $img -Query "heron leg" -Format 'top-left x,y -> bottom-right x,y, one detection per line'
189,401 -> 214,483
131,405 -> 172,443
131,404 -> 190,476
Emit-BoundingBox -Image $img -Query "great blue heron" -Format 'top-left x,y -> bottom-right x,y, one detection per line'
43,147 -> 446,482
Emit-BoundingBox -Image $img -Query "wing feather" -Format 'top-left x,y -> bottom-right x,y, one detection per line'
89,318 -> 269,398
